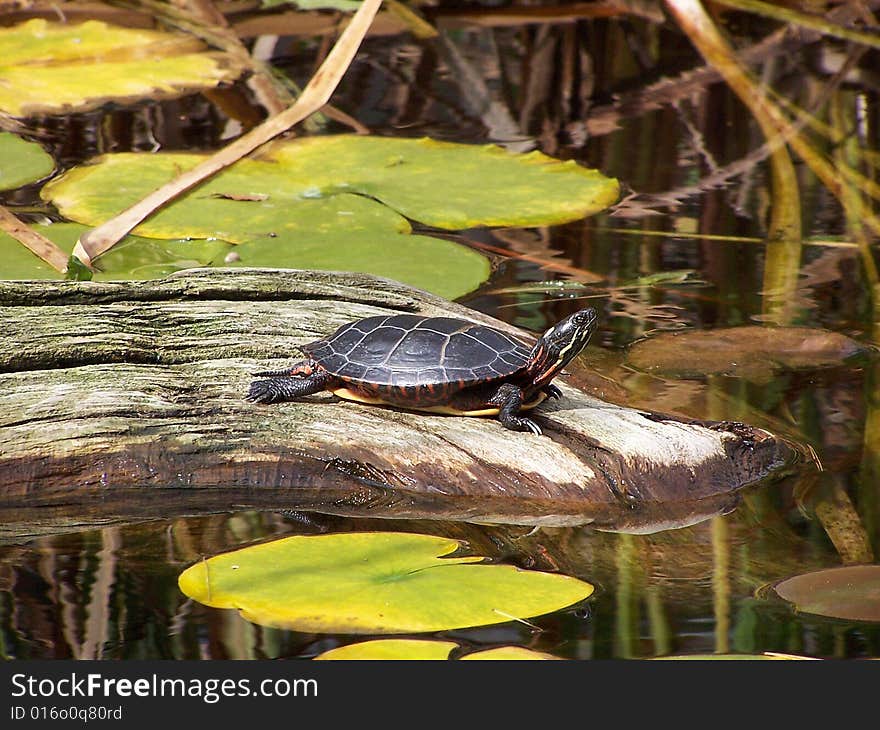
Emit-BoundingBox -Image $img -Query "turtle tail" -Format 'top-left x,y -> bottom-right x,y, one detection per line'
251,359 -> 314,378
252,367 -> 300,377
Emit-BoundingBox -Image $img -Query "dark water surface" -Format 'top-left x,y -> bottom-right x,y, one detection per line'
2,14 -> 879,659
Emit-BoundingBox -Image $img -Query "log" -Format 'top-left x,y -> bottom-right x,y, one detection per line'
0,268 -> 798,542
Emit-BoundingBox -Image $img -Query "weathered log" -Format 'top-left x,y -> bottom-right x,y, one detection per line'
0,268 -> 798,542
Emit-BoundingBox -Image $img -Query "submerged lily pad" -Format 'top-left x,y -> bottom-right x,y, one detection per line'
0,133 -> 55,190
627,325 -> 870,383
0,19 -> 242,116
770,565 -> 880,623
0,222 -> 229,280
177,532 -> 594,634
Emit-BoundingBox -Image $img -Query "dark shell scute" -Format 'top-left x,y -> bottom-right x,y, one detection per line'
390,369 -> 422,387
445,367 -> 477,382
337,362 -> 368,381
347,332 -> 404,365
499,350 -> 529,367
321,324 -> 368,355
471,364 -> 502,380
317,352 -> 347,373
418,316 -> 473,336
382,314 -> 430,330
416,367 -> 447,385
442,333 -> 498,370
466,326 -> 525,353
310,314 -> 532,389
385,329 -> 448,368
362,366 -> 393,383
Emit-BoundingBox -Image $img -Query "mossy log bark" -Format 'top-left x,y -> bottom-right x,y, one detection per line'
0,268 -> 798,542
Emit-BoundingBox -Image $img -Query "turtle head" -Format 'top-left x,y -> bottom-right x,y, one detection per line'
527,307 -> 598,387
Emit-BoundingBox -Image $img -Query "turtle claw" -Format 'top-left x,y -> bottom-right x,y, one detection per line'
523,419 -> 543,436
246,379 -> 283,403
246,369 -> 331,404
510,417 -> 543,436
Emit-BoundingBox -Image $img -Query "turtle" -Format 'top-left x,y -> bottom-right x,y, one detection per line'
245,307 -> 598,435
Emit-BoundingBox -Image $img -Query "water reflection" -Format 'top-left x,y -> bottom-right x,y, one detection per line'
1,506 -> 878,659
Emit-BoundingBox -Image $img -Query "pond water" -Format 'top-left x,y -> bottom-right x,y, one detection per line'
1,9 -> 879,659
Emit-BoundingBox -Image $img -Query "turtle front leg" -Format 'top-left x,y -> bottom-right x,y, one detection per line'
543,384 -> 563,400
246,362 -> 332,404
488,383 -> 543,435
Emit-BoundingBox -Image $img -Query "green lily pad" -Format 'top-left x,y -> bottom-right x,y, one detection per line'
224,232 -> 490,300
0,222 -> 230,280
315,639 -> 458,660
0,133 -> 55,190
770,565 -> 880,623
177,532 -> 594,634
44,136 -> 618,237
42,151 -> 412,243
0,19 -> 243,117
262,135 -> 620,229
42,136 -> 617,294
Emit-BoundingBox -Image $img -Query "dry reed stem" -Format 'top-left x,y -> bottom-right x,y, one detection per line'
74,0 -> 383,266
0,205 -> 68,273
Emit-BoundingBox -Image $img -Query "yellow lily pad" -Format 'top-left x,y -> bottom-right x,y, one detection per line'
0,19 -> 243,116
315,639 -> 458,660
314,639 -> 563,660
459,646 -> 562,660
0,133 -> 55,190
178,532 -> 594,634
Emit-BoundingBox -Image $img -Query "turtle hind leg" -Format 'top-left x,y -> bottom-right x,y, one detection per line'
488,383 -> 543,435
246,369 -> 332,404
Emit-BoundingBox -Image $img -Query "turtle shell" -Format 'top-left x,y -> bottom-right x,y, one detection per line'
302,314 -> 532,390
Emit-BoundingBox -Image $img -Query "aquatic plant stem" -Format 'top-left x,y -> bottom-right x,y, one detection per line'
664,0 -> 802,243
664,0 -> 802,323
712,0 -> 880,51
711,516 -> 730,654
74,0 -> 383,265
